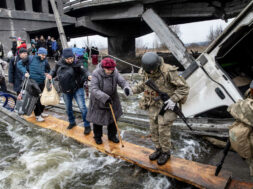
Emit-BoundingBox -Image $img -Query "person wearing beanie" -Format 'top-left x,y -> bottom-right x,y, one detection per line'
47,48 -> 92,135
245,80 -> 253,99
28,40 -> 37,55
17,39 -> 27,54
17,47 -> 50,122
8,48 -> 28,94
86,57 -> 132,145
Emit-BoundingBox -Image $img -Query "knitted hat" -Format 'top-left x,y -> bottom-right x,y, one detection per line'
19,48 -> 27,54
101,58 -> 116,70
38,47 -> 47,55
250,80 -> 253,89
62,48 -> 74,59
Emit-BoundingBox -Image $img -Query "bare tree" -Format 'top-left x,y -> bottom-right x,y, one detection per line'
207,25 -> 223,43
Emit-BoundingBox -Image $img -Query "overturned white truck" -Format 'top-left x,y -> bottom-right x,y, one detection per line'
143,1 -> 253,118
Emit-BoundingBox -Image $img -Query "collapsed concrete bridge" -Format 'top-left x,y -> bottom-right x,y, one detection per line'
0,0 -> 251,58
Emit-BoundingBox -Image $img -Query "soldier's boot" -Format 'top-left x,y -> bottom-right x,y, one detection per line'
149,148 -> 162,161
157,151 -> 171,165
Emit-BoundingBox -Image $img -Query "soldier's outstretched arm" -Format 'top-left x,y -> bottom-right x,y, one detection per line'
131,80 -> 145,94
168,70 -> 189,103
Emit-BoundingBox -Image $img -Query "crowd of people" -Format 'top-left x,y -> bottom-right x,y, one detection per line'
10,35 -> 62,62
0,35 -> 253,172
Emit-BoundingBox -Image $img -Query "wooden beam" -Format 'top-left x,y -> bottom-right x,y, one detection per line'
24,115 -> 232,189
142,8 -> 195,69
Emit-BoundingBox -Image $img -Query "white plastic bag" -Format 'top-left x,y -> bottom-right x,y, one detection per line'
41,78 -> 60,106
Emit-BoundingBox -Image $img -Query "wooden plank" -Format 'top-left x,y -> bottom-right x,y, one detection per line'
24,115 -> 232,189
227,179 -> 253,189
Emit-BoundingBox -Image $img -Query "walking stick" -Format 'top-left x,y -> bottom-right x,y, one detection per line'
109,103 -> 124,147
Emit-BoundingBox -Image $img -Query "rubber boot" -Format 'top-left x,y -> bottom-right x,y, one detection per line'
149,148 -> 162,161
108,123 -> 119,143
108,136 -> 119,143
84,126 -> 91,135
157,151 -> 171,165
94,137 -> 103,145
93,124 -> 103,145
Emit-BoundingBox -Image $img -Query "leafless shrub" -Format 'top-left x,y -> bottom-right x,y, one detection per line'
207,25 -> 223,43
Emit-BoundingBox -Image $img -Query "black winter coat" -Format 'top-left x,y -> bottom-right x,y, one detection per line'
8,56 -> 24,92
50,58 -> 90,90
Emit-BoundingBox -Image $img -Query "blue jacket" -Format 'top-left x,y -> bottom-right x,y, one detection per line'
8,56 -> 23,92
17,55 -> 51,84
52,41 -> 58,51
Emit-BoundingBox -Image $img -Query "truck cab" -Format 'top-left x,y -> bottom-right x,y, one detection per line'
182,1 -> 253,117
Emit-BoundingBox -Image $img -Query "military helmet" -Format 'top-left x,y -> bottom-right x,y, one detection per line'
141,52 -> 161,73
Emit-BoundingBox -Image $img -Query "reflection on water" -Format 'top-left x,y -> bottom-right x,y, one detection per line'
0,117 -> 211,189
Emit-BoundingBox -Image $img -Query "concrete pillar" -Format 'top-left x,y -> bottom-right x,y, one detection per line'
42,0 -> 49,13
25,0 -> 33,12
6,0 -> 15,10
108,36 -> 135,58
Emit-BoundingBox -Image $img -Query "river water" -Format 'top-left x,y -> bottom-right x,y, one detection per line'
0,113 -> 215,189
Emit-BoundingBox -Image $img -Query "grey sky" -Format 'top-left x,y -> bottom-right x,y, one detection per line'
69,18 -> 233,49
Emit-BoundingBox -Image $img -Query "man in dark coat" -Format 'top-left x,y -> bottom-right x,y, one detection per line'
8,48 -> 28,94
86,58 -> 132,144
37,35 -> 47,49
11,37 -> 17,56
47,48 -> 92,135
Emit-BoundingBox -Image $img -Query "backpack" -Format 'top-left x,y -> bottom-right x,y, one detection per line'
229,121 -> 252,159
57,65 -> 77,94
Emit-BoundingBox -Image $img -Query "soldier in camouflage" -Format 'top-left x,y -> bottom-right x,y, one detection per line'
132,52 -> 189,165
244,80 -> 253,99
228,91 -> 253,176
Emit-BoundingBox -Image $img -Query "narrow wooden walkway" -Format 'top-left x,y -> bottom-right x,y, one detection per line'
24,115 -> 252,189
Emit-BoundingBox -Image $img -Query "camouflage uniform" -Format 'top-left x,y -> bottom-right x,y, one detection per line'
132,62 -> 189,152
244,88 -> 253,99
228,98 -> 253,176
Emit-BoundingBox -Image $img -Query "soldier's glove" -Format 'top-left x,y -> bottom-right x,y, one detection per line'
105,97 -> 112,106
124,87 -> 133,96
164,99 -> 175,111
160,92 -> 170,101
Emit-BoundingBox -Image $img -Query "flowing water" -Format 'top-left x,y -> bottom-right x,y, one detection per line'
0,115 -> 216,189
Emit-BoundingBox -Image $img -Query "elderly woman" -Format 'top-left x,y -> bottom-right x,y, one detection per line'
87,58 -> 131,144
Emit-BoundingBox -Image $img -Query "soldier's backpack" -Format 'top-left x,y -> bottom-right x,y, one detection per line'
229,121 -> 252,159
57,65 -> 77,94
228,99 -> 253,159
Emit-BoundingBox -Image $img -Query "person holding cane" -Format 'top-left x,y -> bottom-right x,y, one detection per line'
87,57 -> 132,145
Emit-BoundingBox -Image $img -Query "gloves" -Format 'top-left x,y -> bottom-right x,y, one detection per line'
164,99 -> 176,111
105,97 -> 112,106
124,87 -> 133,96
160,92 -> 169,101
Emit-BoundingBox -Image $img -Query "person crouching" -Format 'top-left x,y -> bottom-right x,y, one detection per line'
87,58 -> 131,144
